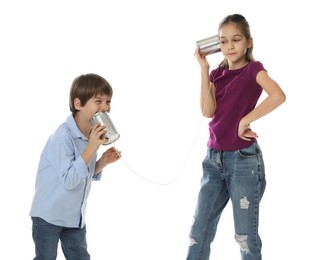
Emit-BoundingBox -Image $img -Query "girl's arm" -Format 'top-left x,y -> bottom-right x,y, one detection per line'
194,47 -> 217,118
239,70 -> 286,140
200,76 -> 217,118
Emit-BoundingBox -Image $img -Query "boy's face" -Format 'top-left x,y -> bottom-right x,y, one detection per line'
75,93 -> 112,121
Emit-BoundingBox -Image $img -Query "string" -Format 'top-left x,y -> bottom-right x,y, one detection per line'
113,83 -> 212,185
114,117 -> 204,186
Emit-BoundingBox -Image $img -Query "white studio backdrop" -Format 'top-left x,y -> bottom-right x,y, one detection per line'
1,0 -> 317,259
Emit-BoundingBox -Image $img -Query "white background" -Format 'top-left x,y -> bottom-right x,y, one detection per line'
1,0 -> 317,259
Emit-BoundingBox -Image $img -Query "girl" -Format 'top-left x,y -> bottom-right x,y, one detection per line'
186,14 -> 286,260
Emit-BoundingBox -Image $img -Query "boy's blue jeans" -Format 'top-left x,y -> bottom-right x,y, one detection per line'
32,217 -> 90,260
186,142 -> 266,260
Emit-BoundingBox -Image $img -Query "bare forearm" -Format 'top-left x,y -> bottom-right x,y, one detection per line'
94,161 -> 104,175
200,70 -> 216,118
242,92 -> 286,125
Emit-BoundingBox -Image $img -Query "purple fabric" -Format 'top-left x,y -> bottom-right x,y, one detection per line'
207,61 -> 265,151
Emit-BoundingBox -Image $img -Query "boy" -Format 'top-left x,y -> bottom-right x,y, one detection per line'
30,73 -> 121,259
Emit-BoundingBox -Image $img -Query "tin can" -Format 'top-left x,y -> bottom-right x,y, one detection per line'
90,112 -> 120,145
196,35 -> 220,56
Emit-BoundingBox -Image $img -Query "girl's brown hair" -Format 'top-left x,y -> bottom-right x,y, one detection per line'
218,14 -> 255,68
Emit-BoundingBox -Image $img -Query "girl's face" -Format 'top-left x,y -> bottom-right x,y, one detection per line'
219,22 -> 252,69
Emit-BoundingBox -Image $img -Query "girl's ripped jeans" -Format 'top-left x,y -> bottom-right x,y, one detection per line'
186,142 -> 266,260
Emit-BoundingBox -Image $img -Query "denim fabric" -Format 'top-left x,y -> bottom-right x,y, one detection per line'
32,217 -> 90,260
187,142 -> 266,260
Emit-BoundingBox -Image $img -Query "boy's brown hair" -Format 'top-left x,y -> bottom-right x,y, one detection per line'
69,73 -> 113,114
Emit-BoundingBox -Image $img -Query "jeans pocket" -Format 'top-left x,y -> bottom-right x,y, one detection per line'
237,143 -> 259,158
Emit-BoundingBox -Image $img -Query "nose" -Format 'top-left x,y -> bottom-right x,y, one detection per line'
228,42 -> 234,50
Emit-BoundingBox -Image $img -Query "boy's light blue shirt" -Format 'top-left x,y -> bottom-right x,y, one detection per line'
30,114 -> 102,228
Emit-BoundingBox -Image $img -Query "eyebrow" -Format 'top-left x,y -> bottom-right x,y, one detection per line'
220,34 -> 242,38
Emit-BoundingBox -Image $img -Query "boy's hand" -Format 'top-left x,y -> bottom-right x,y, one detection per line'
95,147 -> 121,173
82,123 -> 109,166
89,123 -> 108,146
101,147 -> 121,164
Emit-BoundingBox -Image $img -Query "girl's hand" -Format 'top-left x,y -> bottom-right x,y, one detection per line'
238,122 -> 258,141
194,47 -> 210,70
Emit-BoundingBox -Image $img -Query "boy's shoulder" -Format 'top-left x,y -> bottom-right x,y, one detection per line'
50,120 -> 71,141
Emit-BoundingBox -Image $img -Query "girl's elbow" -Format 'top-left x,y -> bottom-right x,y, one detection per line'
202,111 -> 215,118
277,91 -> 287,105
201,104 -> 216,118
271,88 -> 286,105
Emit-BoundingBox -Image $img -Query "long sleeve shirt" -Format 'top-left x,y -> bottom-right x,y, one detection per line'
30,114 -> 102,228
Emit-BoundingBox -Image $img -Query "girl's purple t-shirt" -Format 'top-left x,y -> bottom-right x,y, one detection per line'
208,61 -> 265,151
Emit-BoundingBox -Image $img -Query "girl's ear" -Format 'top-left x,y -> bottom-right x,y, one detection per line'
247,37 -> 253,48
74,98 -> 82,110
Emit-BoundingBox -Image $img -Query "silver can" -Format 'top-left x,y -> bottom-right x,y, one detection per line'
196,35 -> 220,56
90,112 -> 120,145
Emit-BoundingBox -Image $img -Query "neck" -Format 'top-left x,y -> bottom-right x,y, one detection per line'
74,114 -> 92,138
